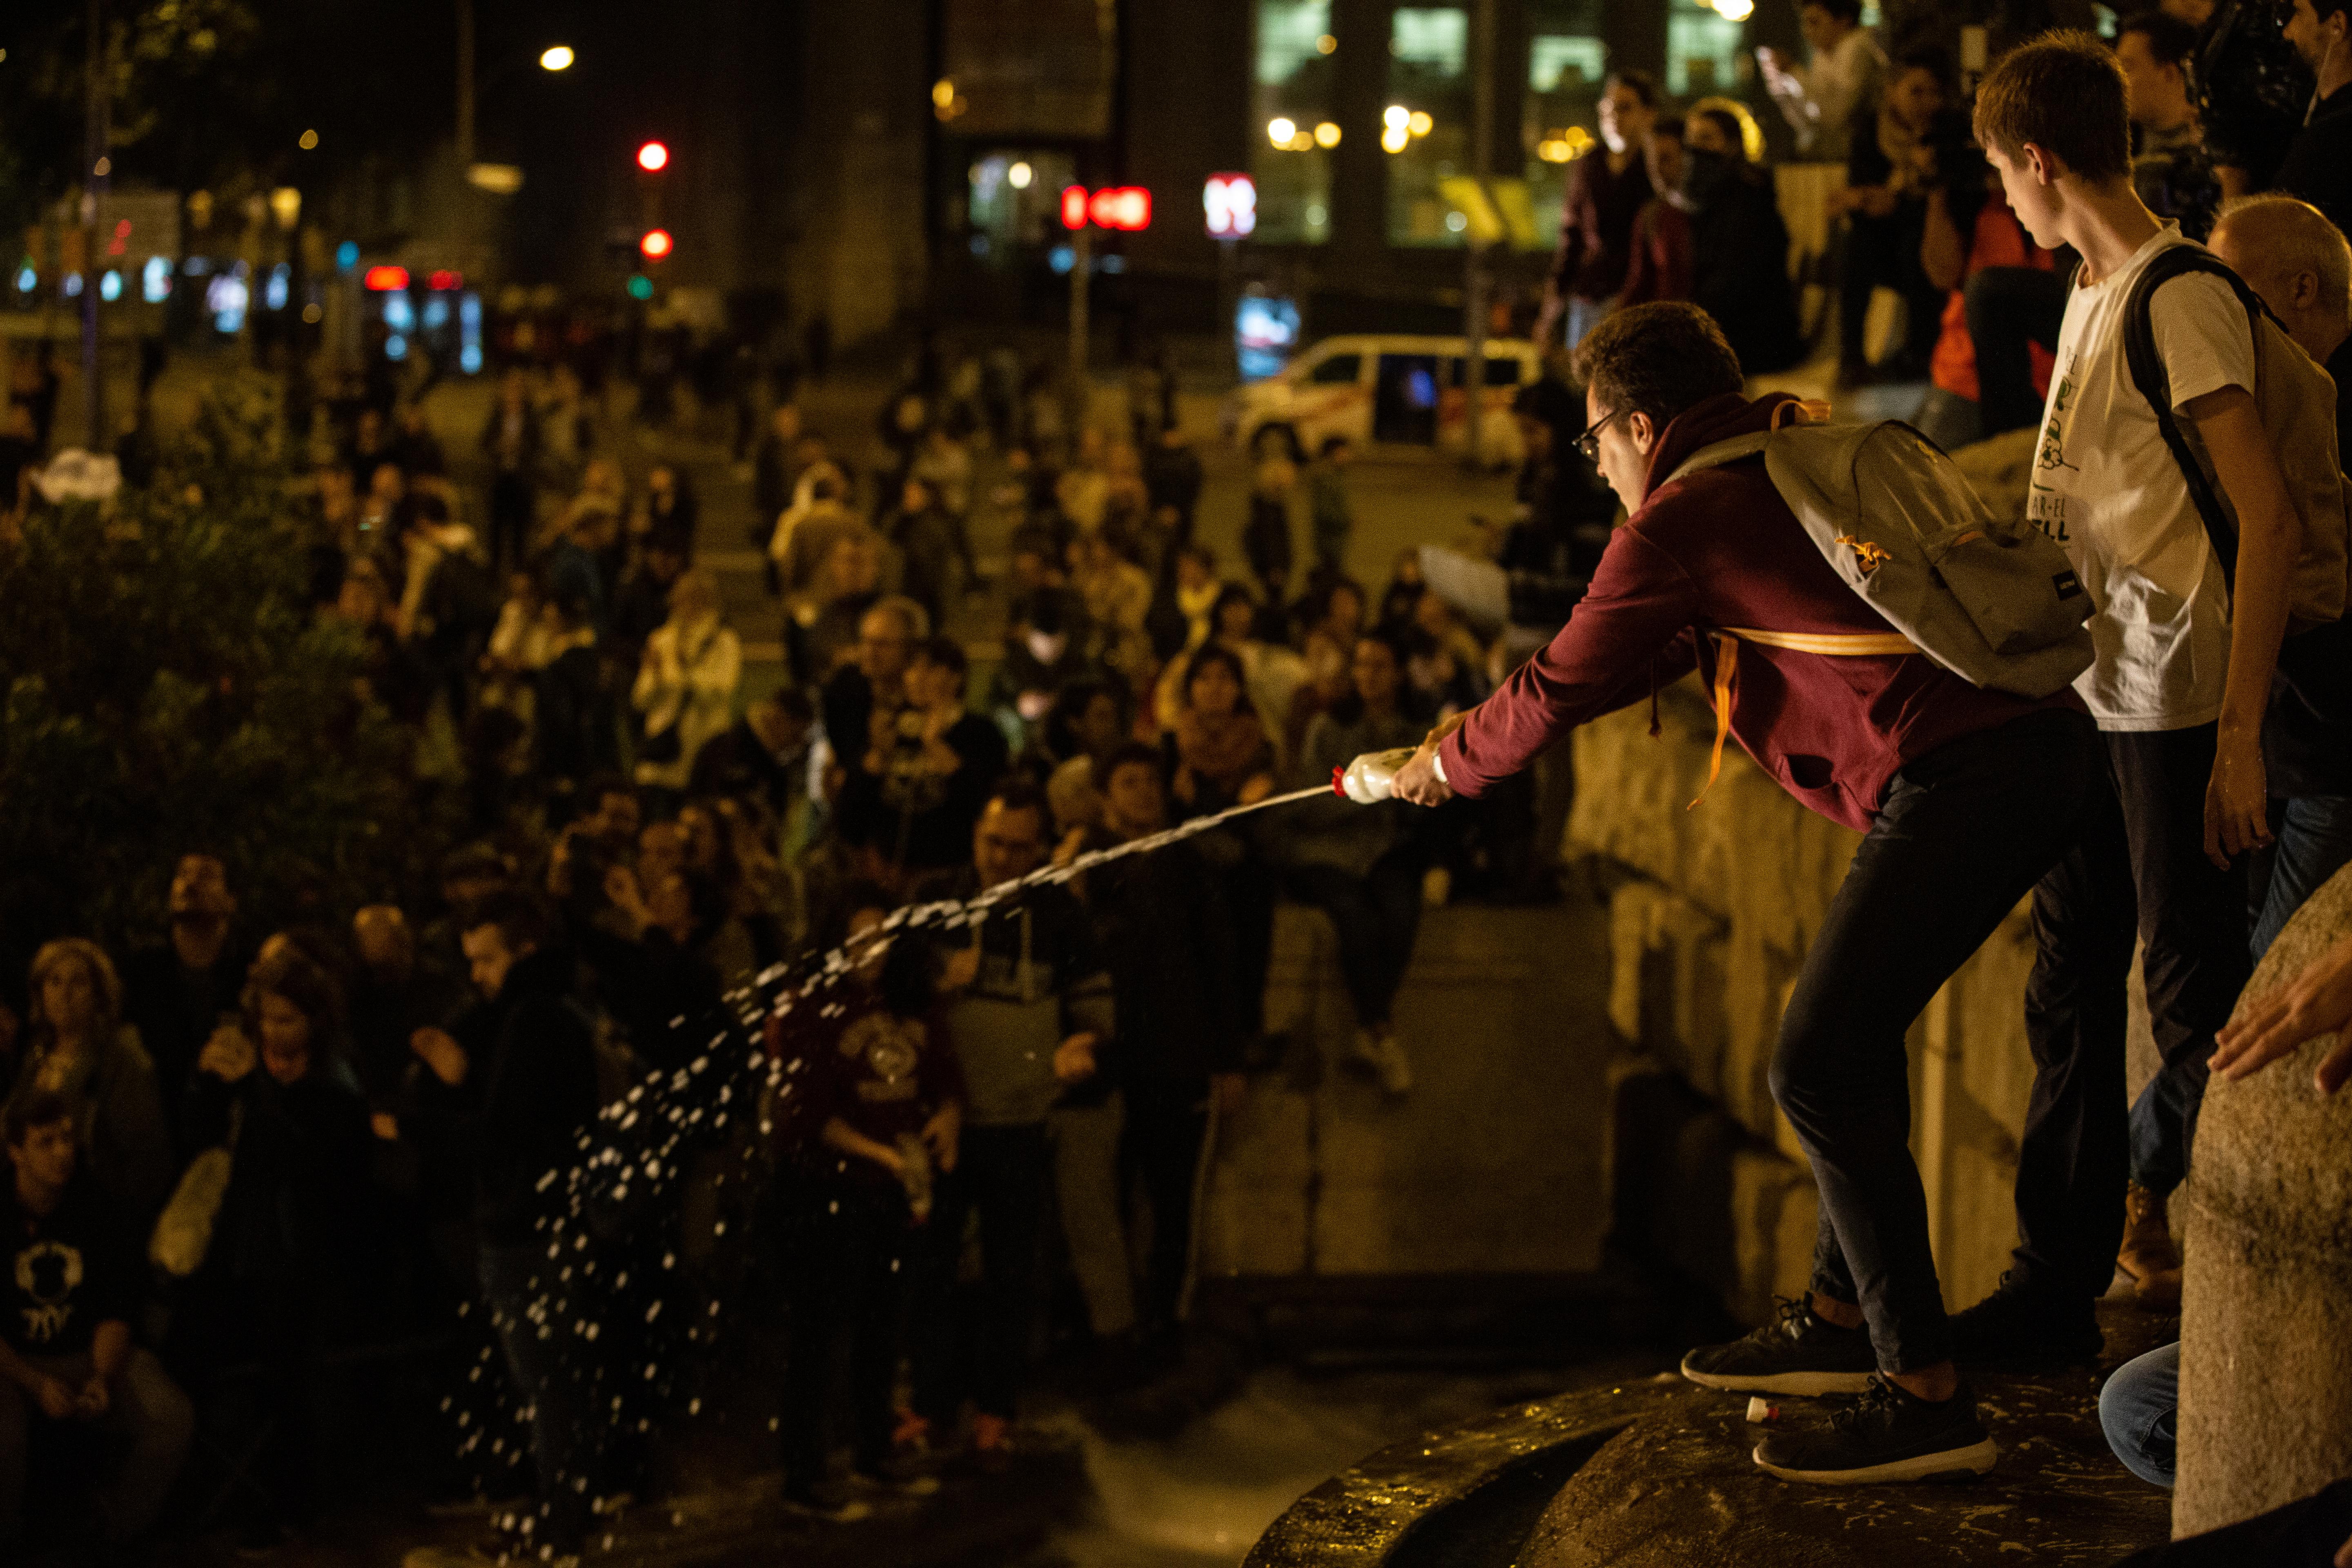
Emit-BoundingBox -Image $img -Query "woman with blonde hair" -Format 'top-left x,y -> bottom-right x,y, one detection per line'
9,939 -> 174,1220
632,566 -> 743,801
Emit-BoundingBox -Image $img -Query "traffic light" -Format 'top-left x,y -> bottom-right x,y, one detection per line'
639,228 -> 673,261
637,141 -> 670,173
1058,186 -> 1152,232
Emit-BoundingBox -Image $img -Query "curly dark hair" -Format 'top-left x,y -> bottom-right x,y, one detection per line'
1570,302 -> 1745,433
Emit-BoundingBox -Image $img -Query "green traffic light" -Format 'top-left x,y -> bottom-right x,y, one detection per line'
627,274 -> 654,300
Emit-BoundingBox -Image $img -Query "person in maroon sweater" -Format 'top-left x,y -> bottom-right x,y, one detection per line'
1393,302 -> 2106,1486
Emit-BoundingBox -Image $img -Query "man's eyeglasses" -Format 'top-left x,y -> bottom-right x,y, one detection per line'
1573,408 -> 1626,463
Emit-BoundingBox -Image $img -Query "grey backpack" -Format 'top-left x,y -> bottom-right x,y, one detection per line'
1667,413 -> 2096,697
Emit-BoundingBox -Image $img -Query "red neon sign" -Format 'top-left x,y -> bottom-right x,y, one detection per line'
1058,186 -> 1152,232
362,265 -> 410,291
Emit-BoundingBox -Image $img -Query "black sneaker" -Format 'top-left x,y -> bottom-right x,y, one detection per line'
1947,1271 -> 2102,1370
1753,1375 -> 1999,1484
1680,1296 -> 1878,1396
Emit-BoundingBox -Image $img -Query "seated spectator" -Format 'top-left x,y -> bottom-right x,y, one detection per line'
178,946 -> 372,1548
1038,680 -> 1132,842
1838,47 -> 1953,381
631,567 -> 744,806
1684,106 -> 1809,374
7,940 -> 173,1222
1283,628 -> 1356,771
632,463 -> 698,560
856,637 -> 1009,889
689,688 -> 817,831
2120,11 -> 2221,241
1074,532 -> 1152,650
774,889 -> 963,1519
1405,590 -> 1490,718
1243,454 -> 1297,609
990,592 -> 1096,746
1915,147 -> 2057,453
1281,634 -> 1427,1096
0,1090 -> 192,1556
802,533 -> 888,680
885,474 -> 962,634
531,588 -> 615,816
611,539 -> 688,681
1169,645 -> 1276,816
121,852 -> 247,1115
1621,117 -> 1696,306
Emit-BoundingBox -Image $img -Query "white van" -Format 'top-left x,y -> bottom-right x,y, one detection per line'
1223,334 -> 1543,464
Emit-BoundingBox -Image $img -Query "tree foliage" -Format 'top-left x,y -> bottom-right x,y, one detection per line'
0,387 -> 448,948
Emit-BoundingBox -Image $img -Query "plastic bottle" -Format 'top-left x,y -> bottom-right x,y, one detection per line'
1335,747 -> 1421,804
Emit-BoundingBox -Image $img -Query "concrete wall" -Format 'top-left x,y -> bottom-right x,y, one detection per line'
1579,679 -> 2138,1323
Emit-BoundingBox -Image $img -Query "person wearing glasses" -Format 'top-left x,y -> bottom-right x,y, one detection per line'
1389,301 -> 2103,1486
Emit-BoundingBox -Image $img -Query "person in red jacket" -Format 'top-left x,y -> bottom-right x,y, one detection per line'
1392,301 -> 2104,1486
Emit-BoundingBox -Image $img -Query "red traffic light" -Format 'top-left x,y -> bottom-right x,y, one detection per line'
639,228 -> 674,261
1089,187 -> 1151,231
637,140 -> 670,172
362,265 -> 410,291
1059,186 -> 1152,232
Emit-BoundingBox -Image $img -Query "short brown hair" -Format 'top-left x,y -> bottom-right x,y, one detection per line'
4,1089 -> 75,1149
1571,303 -> 1744,431
1973,31 -> 2132,186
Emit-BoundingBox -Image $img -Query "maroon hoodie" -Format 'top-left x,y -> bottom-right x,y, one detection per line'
1438,392 -> 2085,832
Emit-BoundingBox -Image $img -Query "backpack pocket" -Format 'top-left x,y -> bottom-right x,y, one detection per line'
1930,527 -> 2094,655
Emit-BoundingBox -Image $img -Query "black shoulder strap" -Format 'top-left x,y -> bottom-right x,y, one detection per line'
2119,243 -> 2276,594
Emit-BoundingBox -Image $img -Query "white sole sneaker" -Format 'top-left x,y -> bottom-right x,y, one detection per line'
1752,1434 -> 1999,1485
1678,1358 -> 1877,1396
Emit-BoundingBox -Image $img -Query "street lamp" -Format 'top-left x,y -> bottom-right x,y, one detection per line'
540,44 -> 575,71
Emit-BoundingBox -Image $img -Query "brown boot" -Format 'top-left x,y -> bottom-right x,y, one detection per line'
2118,1182 -> 2183,1311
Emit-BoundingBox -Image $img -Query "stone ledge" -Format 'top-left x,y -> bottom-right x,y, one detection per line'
1248,1301 -> 2177,1568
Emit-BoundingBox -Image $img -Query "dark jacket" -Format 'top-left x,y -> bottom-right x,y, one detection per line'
1081,837 -> 1240,1091
471,948 -> 601,1245
2267,339 -> 2352,797
2195,0 -> 2313,189
1438,393 -> 2084,831
2277,82 -> 2352,244
1552,151 -> 1655,304
182,1061 -> 372,1296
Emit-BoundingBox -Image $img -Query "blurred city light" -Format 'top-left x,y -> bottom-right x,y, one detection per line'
639,228 -> 673,259
1382,123 -> 1410,154
1060,186 -> 1089,229
264,265 -> 290,311
540,45 -> 575,70
270,187 -> 302,229
385,333 -> 408,360
626,274 -> 655,300
99,271 -> 122,302
1204,173 -> 1257,238
1267,117 -> 1296,146
1314,121 -> 1341,147
1384,105 -> 1410,129
362,265 -> 410,291
468,164 -> 525,194
427,269 -> 465,290
1713,0 -> 1755,16
143,257 -> 171,301
1089,187 -> 1151,229
335,241 -> 360,270
64,274 -> 82,298
637,141 -> 670,173
302,302 -> 323,323
1409,110 -> 1433,136
298,129 -> 319,151
1316,33 -> 1337,52
16,265 -> 37,294
1008,161 -> 1034,190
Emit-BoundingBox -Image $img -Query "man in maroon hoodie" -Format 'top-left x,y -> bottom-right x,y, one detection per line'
1393,301 -> 2104,1485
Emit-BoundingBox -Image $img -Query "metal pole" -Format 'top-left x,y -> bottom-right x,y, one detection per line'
82,0 -> 107,453
456,0 -> 476,168
1463,0 -> 1495,470
1067,224 -> 1091,460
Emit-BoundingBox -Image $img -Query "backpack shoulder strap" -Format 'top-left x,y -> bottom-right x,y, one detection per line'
1662,432 -> 1770,489
2120,242 -> 2269,592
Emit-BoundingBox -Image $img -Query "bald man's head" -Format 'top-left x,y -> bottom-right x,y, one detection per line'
353,904 -> 414,976
2211,194 -> 2352,364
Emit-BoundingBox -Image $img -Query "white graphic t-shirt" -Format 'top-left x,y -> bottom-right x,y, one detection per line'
2027,227 -> 2255,731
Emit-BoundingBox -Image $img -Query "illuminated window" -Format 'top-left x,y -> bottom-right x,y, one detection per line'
1524,0 -> 1606,253
1254,0 -> 1334,244
1667,0 -> 1746,97
1385,7 -> 1470,247
965,151 -> 1076,261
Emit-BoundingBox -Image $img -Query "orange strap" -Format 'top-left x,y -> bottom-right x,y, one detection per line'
1686,626 -> 1922,811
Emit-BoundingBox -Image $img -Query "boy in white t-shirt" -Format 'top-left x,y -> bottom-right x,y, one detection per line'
1956,34 -> 2301,1346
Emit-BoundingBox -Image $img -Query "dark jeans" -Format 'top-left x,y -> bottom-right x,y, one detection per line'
488,470 -> 535,574
1775,707 -> 2103,1372
2113,1476 -> 2352,1566
1285,846 -> 1425,1030
1839,206 -> 1943,369
2252,795 -> 2352,960
0,1348 -> 192,1548
1964,265 -> 2068,438
480,1242 -> 602,1554
778,1182 -> 913,1488
910,1122 -> 1051,1423
1122,1082 -> 1210,1334
2029,726 -> 2250,1209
